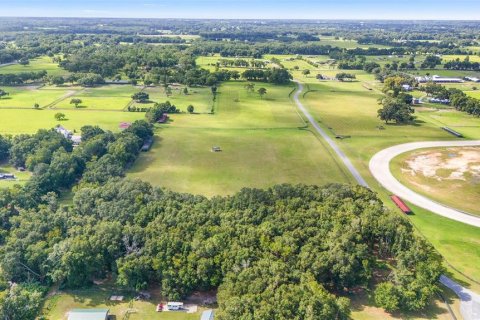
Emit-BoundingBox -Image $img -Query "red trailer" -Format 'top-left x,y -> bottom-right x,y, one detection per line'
390,195 -> 412,214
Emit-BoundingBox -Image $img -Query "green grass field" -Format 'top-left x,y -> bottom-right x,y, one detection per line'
0,86 -> 76,109
128,81 -> 349,195
0,108 -> 145,134
0,56 -> 67,76
129,128 -> 349,196
141,86 -> 214,113
41,284 -> 206,320
53,85 -> 140,110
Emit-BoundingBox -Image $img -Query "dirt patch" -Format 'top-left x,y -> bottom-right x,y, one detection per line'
404,147 -> 480,183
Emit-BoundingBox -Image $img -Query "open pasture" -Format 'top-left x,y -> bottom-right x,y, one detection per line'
167,81 -> 303,129
129,128 -> 349,196
141,86 -> 214,113
52,85 -> 140,110
0,108 -> 144,134
129,81 -> 349,195
0,85 -> 76,109
0,56 -> 67,76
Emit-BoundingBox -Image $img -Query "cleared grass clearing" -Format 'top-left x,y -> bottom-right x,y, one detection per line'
42,284 -> 205,320
0,164 -> 30,188
129,128 -> 349,196
0,56 -> 67,76
141,86 -> 214,113
0,108 -> 145,134
0,86 -> 77,108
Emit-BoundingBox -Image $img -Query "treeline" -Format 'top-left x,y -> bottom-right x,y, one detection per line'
0,180 -> 444,319
199,31 -> 319,42
0,71 -> 47,86
377,75 -> 417,124
423,82 -> 480,117
444,57 -> 480,71
191,41 -> 468,58
58,45 -> 247,87
3,121 -> 153,207
217,58 -> 267,69
241,68 -> 292,84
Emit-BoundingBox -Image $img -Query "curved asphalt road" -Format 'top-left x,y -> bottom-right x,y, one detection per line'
293,81 -> 369,187
293,81 -> 480,319
369,140 -> 480,227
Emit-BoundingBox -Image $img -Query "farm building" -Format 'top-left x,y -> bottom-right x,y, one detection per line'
402,84 -> 413,91
465,77 -> 480,82
71,135 -> 82,146
201,309 -> 215,320
415,75 -> 464,83
0,174 -> 15,180
55,125 -> 72,139
429,98 -> 450,104
67,309 -> 109,320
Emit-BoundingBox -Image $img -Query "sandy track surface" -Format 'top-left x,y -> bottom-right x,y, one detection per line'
369,140 -> 480,227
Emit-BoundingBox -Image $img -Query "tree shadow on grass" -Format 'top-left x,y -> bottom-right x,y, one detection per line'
349,288 -> 449,320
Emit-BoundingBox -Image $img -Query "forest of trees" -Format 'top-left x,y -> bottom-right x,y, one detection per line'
0,175 -> 444,319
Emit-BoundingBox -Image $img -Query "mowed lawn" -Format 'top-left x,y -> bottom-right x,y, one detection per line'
53,85 -> 141,110
129,128 -> 349,196
42,285 -> 205,320
299,75 -> 480,290
140,86 -> 214,113
0,56 -> 68,76
0,108 -> 145,134
0,85 -> 77,108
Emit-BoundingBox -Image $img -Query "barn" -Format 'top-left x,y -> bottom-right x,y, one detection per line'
67,309 -> 109,320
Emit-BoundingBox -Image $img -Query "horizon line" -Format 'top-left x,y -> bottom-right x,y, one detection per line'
1,16 -> 480,21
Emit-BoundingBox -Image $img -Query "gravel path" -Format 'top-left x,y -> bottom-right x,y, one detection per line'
369,140 -> 480,227
441,275 -> 480,320
293,81 -> 369,187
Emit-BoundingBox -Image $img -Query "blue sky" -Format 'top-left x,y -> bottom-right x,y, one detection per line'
1,0 -> 479,19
